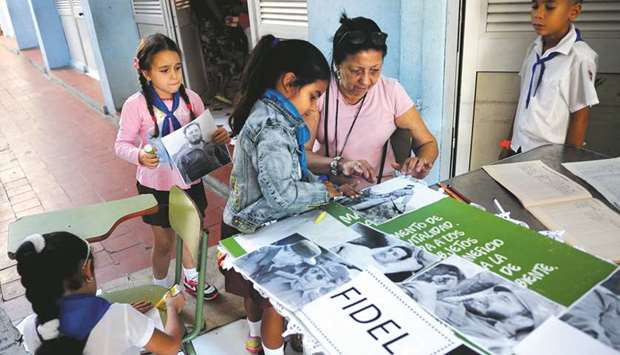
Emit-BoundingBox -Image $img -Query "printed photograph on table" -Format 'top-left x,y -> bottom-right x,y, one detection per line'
560,268 -> 620,352
331,223 -> 439,282
399,255 -> 564,355
337,176 -> 444,224
161,109 -> 231,184
233,233 -> 361,311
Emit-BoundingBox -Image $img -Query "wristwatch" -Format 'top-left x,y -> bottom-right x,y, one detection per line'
329,156 -> 342,176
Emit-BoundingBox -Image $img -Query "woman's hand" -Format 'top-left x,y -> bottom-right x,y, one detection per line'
139,147 -> 159,168
341,159 -> 376,182
393,157 -> 433,179
131,300 -> 154,314
211,127 -> 231,145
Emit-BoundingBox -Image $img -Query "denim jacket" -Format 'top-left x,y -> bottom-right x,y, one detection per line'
223,97 -> 329,233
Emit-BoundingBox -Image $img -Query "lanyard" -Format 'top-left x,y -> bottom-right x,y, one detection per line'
334,93 -> 367,157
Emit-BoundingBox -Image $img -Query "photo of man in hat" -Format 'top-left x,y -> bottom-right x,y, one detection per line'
401,257 -> 563,355
234,233 -> 359,310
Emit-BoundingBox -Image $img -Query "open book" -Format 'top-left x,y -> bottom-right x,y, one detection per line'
483,160 -> 620,262
158,109 -> 231,184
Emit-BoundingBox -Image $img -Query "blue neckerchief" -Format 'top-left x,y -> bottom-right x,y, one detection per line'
526,28 -> 584,109
59,294 -> 111,341
262,89 -> 310,178
147,84 -> 181,137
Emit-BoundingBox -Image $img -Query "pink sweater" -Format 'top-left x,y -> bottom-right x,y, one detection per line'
114,89 -> 205,191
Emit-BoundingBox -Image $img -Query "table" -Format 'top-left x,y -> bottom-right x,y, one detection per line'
441,144 -> 614,231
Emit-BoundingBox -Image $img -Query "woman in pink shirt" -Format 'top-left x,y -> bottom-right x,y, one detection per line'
306,15 -> 438,186
115,34 -> 229,299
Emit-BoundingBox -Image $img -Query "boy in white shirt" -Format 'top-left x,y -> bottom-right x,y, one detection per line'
503,0 -> 599,155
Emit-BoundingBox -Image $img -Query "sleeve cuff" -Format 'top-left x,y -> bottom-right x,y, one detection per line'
136,318 -> 155,348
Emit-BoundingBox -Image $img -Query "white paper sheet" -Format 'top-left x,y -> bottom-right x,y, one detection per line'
483,160 -> 591,207
563,157 -> 620,210
297,267 -> 461,355
514,317 -> 618,355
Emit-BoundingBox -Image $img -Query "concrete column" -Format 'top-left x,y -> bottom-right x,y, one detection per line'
81,0 -> 140,114
5,0 -> 37,50
27,0 -> 71,70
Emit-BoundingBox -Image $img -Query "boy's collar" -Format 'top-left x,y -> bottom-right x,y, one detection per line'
534,24 -> 578,57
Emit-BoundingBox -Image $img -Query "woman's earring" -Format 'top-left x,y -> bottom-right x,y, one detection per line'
336,70 -> 342,82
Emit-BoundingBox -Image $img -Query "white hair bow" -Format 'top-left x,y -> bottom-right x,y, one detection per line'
37,319 -> 60,340
23,234 -> 46,253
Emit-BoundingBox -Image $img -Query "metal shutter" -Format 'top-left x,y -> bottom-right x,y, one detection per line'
55,0 -> 72,16
486,0 -> 620,32
132,0 -> 165,26
248,0 -> 308,45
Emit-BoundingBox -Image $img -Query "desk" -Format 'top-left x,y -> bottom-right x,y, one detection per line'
441,144 -> 613,230
7,194 -> 158,258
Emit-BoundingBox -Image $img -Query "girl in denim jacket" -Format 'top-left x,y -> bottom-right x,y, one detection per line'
221,35 -> 339,355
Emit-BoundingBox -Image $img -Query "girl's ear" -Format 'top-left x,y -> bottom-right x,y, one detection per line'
82,259 -> 95,283
141,69 -> 151,82
569,3 -> 582,21
281,72 -> 299,95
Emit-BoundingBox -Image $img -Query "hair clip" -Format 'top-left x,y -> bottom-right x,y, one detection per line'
132,57 -> 140,70
271,37 -> 280,48
23,233 -> 45,253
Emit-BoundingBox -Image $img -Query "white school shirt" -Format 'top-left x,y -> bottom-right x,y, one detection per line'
511,24 -> 599,152
19,304 -> 155,355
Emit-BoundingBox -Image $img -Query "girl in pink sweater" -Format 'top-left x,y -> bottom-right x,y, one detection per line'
115,33 -> 229,299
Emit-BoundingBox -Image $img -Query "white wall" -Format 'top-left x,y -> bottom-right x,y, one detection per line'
0,0 -> 16,37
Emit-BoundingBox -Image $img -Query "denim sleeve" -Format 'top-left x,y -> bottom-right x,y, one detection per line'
255,125 -> 329,211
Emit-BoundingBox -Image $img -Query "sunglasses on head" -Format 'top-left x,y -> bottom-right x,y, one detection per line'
336,30 -> 388,48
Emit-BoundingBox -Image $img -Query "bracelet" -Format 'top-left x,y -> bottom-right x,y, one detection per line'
329,156 -> 342,176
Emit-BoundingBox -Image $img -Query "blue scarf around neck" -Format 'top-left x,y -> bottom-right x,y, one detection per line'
262,89 -> 310,178
58,294 -> 111,341
147,84 -> 181,137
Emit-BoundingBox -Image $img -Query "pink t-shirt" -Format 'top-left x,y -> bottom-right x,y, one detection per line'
114,89 -> 205,191
316,76 -> 414,178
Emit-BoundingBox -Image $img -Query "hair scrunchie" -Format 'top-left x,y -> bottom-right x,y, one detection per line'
37,319 -> 60,340
22,234 -> 46,254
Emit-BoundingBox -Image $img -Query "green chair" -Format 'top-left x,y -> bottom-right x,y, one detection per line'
7,194 -> 158,258
102,186 -> 210,355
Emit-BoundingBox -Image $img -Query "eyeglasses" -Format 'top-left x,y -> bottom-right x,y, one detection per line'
336,30 -> 388,48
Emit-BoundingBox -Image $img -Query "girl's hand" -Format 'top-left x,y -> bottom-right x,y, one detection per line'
139,147 -> 159,168
211,127 -> 231,145
165,292 -> 186,314
338,182 -> 361,198
131,300 -> 154,314
341,159 -> 375,182
325,181 -> 341,199
393,157 -> 433,179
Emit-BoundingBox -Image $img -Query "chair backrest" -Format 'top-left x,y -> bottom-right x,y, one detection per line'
169,186 -> 203,262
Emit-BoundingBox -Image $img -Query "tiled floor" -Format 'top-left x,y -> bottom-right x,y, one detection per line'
0,37 -> 230,324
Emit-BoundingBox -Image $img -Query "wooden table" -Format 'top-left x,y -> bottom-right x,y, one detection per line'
441,144 -> 614,230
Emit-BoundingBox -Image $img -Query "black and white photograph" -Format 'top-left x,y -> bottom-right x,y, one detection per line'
233,233 -> 361,311
560,268 -> 620,351
161,110 -> 231,184
330,223 -> 439,282
337,176 -> 444,224
399,256 -> 564,355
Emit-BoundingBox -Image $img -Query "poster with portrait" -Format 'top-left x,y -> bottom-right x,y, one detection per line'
232,233 -> 362,311
161,109 -> 231,184
399,255 -> 564,355
330,223 -> 440,283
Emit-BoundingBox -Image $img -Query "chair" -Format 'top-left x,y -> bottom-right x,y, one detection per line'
7,194 -> 158,258
102,186 -> 210,355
